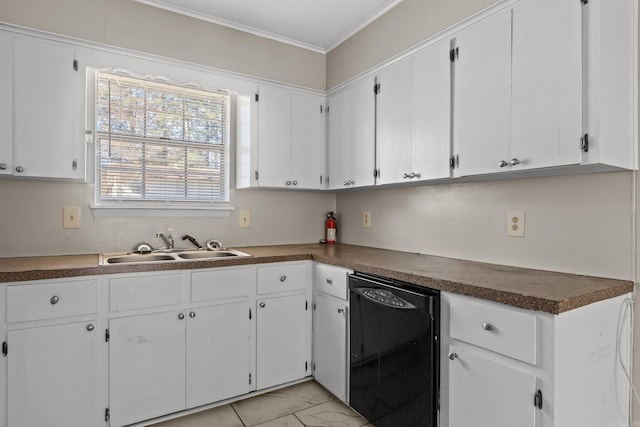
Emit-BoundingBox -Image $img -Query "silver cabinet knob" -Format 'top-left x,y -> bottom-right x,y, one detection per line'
280,275 -> 287,282
0,163 -> 6,170
326,278 -> 333,284
86,324 -> 95,332
292,180 -> 297,186
286,180 -> 292,186
189,312 -> 196,318
482,322 -> 494,331
259,302 -> 266,308
448,352 -> 458,361
15,166 -> 24,173
178,313 -> 185,320
510,158 -> 520,166
498,160 -> 509,168
337,308 -> 344,314
50,295 -> 59,305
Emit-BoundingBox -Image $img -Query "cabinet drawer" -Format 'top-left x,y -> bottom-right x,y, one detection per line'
191,267 -> 255,302
449,294 -> 537,364
257,263 -> 309,294
7,280 -> 96,323
314,263 -> 351,300
109,273 -> 183,312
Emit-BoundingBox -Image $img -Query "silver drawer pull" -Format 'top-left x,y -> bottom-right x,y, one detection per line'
326,278 -> 333,284
50,295 -> 59,305
280,275 -> 287,282
448,352 -> 458,361
86,324 -> 95,332
482,322 -> 494,331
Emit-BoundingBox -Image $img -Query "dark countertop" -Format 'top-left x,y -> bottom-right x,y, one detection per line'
0,243 -> 633,314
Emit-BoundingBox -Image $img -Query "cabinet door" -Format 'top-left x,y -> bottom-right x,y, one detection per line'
256,294 -> 308,389
453,10 -> 512,177
0,32 -> 12,175
511,0 -> 582,170
13,36 -> 78,179
257,85 -> 292,187
376,58 -> 413,185
8,321 -> 100,427
448,346 -> 537,427
313,293 -> 347,402
327,77 -> 375,189
186,301 -> 251,408
291,92 -> 326,189
109,311 -> 186,427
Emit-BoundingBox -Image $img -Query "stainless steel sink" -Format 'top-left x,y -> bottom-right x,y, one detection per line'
100,249 -> 251,265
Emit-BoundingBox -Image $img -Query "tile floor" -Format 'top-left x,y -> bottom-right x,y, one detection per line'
150,381 -> 372,427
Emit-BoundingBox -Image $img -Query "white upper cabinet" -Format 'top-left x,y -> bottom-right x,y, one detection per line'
376,39 -> 452,185
11,35 -> 84,180
510,0 -> 582,171
246,84 -> 325,189
452,9 -> 512,177
327,76 -> 376,189
0,32 -> 12,176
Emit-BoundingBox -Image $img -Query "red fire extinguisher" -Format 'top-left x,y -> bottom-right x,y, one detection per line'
325,212 -> 337,244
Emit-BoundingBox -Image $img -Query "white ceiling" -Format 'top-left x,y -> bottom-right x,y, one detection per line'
132,0 -> 404,53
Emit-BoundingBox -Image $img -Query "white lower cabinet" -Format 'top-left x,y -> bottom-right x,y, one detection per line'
312,263 -> 351,402
448,345 -> 537,427
256,293 -> 309,389
186,301 -> 251,407
442,292 -> 632,427
109,311 -> 186,427
8,321 -> 100,427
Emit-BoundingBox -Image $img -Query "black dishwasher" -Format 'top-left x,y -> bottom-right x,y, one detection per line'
349,272 -> 439,427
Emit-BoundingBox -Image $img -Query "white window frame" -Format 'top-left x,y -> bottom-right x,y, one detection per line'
90,69 -> 235,218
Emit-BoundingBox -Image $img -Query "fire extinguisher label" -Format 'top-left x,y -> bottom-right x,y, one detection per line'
327,228 -> 336,242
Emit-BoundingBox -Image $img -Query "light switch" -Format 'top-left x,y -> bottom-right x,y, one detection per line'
63,206 -> 81,229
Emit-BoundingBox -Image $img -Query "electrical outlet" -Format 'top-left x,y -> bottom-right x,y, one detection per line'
63,206 -> 81,229
362,211 -> 371,228
239,210 -> 251,228
507,210 -> 525,237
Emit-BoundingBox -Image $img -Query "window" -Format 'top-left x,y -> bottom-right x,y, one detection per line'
95,72 -> 229,205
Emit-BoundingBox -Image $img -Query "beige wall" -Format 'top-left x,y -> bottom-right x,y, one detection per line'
0,0 -> 325,90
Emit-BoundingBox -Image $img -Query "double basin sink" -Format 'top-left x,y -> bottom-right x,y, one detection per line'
100,248 -> 251,265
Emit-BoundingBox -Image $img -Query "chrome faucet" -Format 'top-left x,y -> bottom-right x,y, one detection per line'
156,229 -> 174,249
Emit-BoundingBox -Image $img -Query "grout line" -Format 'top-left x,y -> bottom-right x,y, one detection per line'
230,403 -> 248,427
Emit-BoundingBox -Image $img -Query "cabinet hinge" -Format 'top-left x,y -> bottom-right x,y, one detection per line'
305,361 -> 308,372
450,47 -> 459,62
73,59 -> 78,71
533,389 -> 543,410
374,82 -> 381,95
373,169 -> 379,179
305,300 -> 308,311
105,408 -> 110,422
313,363 -> 316,372
320,105 -> 323,114
326,105 -> 330,113
313,302 -> 316,311
580,133 -> 589,153
249,373 -> 252,385
255,93 -> 259,102
105,329 -> 110,343
450,155 -> 459,169
320,175 -> 323,185
254,170 -> 259,181
249,308 -> 252,320
581,0 -> 588,4
2,341 -> 7,357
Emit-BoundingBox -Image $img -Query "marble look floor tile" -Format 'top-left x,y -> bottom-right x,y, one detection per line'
254,414 -> 305,427
232,381 -> 334,426
150,404 -> 243,427
295,400 -> 369,427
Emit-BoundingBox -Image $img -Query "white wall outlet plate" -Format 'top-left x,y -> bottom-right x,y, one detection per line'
239,210 -> 251,228
507,210 -> 525,237
63,206 -> 81,229
362,211 -> 371,228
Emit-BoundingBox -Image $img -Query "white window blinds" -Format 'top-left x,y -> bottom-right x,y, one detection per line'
96,72 -> 229,203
